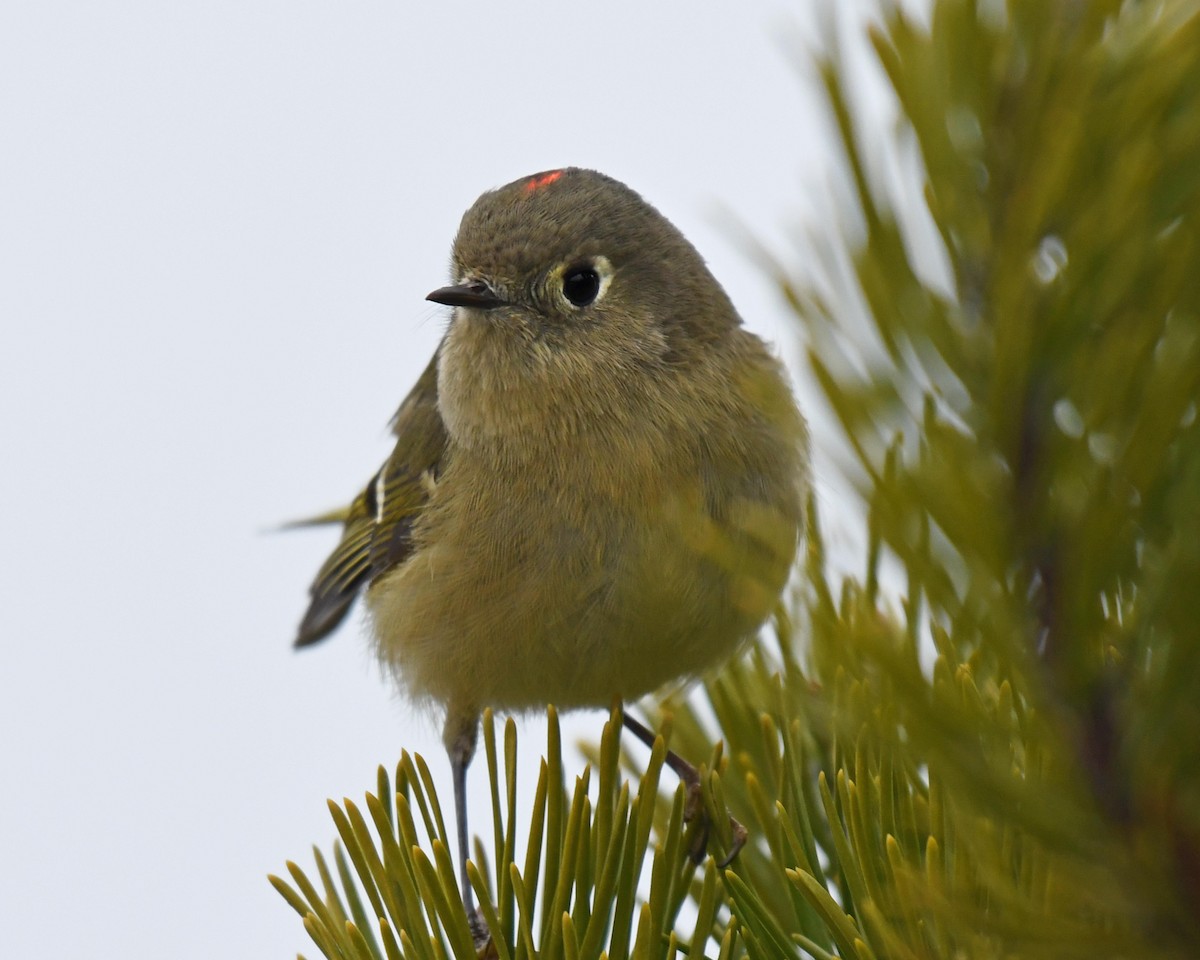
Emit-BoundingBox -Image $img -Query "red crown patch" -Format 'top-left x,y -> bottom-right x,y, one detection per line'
523,170 -> 565,194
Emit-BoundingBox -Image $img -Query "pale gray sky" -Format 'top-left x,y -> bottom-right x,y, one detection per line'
0,2 -> 884,956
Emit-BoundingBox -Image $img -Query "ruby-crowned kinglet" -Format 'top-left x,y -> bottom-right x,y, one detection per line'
295,168 -> 809,927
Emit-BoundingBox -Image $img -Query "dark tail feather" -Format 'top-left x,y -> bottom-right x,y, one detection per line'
294,590 -> 358,648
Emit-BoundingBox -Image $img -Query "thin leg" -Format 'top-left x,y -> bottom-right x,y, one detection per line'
444,712 -> 488,945
622,712 -> 701,791
621,709 -> 748,867
449,744 -> 476,917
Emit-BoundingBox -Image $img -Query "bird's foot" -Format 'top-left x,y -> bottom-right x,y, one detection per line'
621,711 -> 749,867
467,908 -> 493,955
682,777 -> 748,867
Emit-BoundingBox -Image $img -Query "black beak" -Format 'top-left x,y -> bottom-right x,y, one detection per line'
426,281 -> 507,310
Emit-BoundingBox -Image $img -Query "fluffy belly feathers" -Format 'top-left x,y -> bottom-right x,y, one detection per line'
365,465 -> 799,715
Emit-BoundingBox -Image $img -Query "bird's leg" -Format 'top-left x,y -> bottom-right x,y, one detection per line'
444,712 -> 489,947
621,710 -> 748,867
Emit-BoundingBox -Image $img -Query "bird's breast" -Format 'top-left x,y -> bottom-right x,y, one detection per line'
365,431 -> 800,714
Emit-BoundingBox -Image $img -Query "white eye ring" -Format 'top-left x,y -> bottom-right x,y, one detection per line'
559,256 -> 613,308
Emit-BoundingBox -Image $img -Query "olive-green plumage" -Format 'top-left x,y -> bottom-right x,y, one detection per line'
296,168 -> 808,923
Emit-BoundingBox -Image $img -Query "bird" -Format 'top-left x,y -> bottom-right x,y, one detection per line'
293,167 -> 809,936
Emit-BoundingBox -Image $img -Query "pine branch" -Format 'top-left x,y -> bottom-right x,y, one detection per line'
271,708 -> 729,960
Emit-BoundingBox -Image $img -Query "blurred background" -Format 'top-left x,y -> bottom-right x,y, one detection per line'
0,2 -> 882,956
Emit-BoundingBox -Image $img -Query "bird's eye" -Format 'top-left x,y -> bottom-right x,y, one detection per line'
562,265 -> 601,307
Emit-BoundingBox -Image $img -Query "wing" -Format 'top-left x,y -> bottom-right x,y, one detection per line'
294,348 -> 447,648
